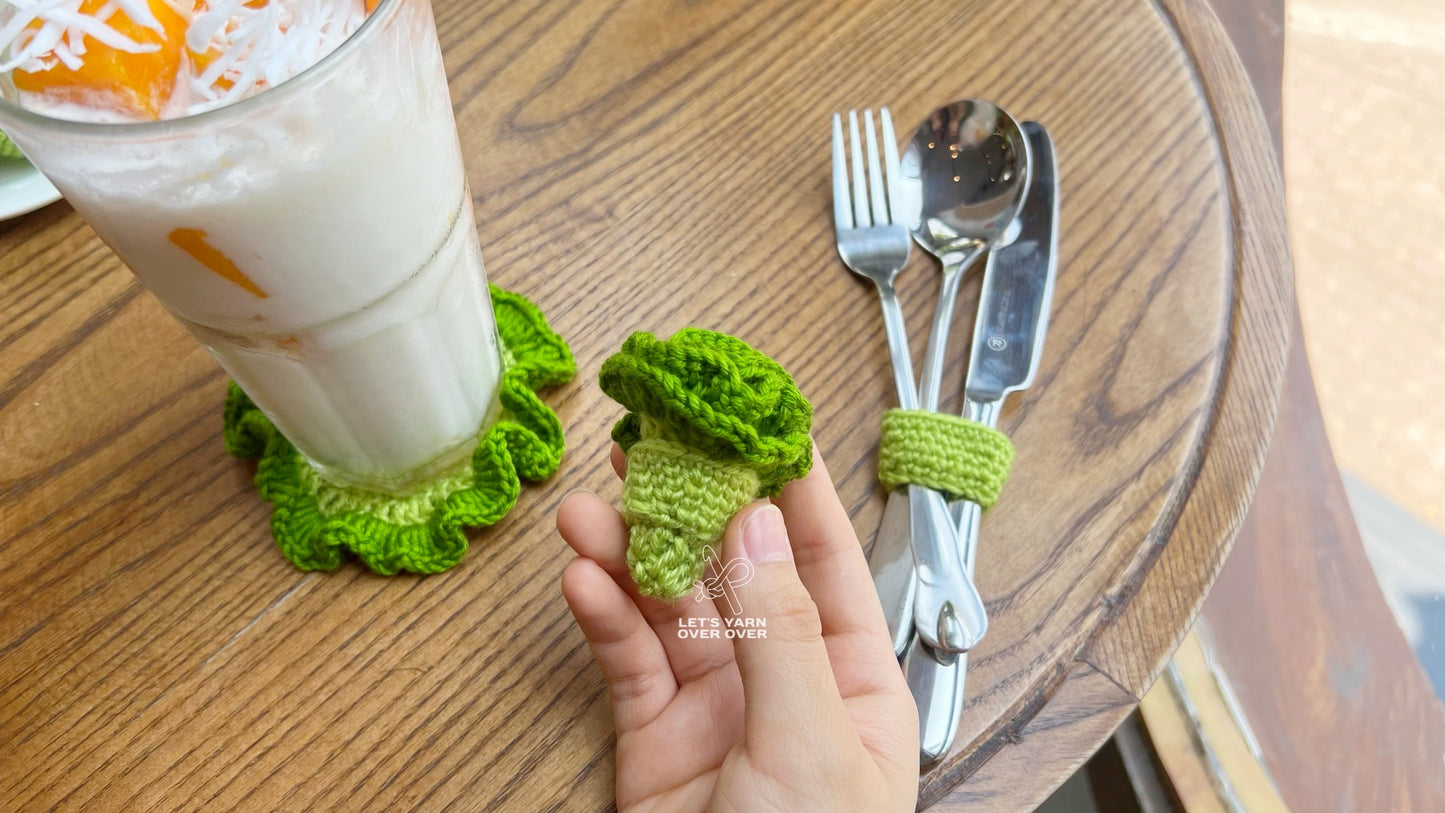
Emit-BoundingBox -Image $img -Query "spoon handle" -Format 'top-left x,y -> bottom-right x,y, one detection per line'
905,243 -> 989,655
917,245 -> 986,410
913,396 -> 1000,763
910,483 -> 988,653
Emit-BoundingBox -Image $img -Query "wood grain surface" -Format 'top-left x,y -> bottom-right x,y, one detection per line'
929,0 -> 1294,806
0,0 -> 1291,810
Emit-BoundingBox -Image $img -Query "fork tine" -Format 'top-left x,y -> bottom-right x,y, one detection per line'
880,107 -> 902,225
848,110 -> 871,228
831,113 -> 852,231
864,110 -> 888,226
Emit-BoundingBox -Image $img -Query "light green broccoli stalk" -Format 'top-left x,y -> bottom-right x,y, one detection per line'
598,329 -> 813,599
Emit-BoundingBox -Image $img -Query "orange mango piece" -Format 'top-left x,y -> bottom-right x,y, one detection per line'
365,0 -> 381,13
13,0 -> 189,120
169,227 -> 268,299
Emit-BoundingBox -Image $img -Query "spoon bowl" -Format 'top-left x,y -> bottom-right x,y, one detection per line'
894,99 -> 1032,415
900,99 -> 1031,262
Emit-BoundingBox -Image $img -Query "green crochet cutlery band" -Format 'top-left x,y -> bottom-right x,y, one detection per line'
224,285 -> 575,575
877,409 -> 1015,508
600,328 -> 814,600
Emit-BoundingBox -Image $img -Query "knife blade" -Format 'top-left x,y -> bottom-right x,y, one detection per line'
908,120 -> 1059,764
962,122 -> 1058,407
869,488 -> 917,657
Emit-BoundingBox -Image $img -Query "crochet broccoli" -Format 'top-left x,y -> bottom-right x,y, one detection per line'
599,329 -> 813,599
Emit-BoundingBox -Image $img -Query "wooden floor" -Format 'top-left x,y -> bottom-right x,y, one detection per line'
1285,0 -> 1445,533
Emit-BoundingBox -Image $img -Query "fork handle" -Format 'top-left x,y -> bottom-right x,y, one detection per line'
870,280 -> 920,657
875,281 -> 919,411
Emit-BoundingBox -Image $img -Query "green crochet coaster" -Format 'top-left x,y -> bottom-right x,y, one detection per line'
600,329 -> 813,600
224,284 -> 575,575
878,409 -> 1015,508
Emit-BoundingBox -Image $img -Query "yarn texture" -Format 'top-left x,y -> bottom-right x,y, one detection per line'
224,285 -> 575,574
599,329 -> 813,599
877,408 -> 1015,508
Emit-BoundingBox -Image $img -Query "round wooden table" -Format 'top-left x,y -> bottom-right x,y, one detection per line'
0,0 -> 1291,809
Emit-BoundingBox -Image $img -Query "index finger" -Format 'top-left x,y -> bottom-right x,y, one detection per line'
772,445 -> 894,651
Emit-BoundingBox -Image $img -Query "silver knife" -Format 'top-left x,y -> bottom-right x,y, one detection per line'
869,490 -> 916,657
906,120 -> 1059,764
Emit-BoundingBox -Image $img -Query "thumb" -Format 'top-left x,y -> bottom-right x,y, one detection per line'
714,502 -> 849,742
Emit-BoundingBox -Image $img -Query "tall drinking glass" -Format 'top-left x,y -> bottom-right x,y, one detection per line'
0,0 -> 503,494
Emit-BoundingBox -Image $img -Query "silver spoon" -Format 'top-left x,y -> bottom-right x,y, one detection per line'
905,99 -> 1030,413
908,121 -> 1058,764
867,100 -> 1030,655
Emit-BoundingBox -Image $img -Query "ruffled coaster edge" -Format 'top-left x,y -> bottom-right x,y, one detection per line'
223,284 -> 575,575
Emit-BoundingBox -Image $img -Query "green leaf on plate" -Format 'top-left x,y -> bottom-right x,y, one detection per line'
0,130 -> 23,160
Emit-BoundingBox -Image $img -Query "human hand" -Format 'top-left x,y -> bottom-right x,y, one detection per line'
557,444 -> 918,813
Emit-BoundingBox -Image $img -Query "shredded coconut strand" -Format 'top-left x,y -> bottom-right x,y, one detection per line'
184,0 -> 367,113
0,0 -> 368,116
0,0 -> 161,74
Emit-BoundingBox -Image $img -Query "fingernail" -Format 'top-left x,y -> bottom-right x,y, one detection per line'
744,504 -> 792,563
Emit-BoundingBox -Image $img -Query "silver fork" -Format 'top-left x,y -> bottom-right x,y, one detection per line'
832,109 -> 988,655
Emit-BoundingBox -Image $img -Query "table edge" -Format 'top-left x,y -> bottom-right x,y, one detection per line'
922,0 -> 1295,805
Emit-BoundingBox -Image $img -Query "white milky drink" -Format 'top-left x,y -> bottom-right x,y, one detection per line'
0,0 -> 504,492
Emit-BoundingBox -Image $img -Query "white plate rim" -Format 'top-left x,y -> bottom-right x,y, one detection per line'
0,158 -> 62,221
